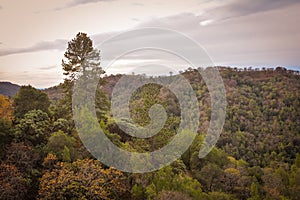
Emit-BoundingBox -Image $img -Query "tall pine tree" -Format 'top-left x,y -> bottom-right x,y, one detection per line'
58,32 -> 108,121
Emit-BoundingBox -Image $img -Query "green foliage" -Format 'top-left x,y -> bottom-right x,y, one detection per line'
249,182 -> 260,200
198,163 -> 224,192
0,118 -> 12,151
15,109 -> 50,146
62,32 -> 101,81
1,43 -> 300,200
216,69 -> 300,167
60,32 -> 108,122
136,165 -> 205,199
294,153 -> 300,168
45,130 -> 76,162
95,87 -> 110,122
61,146 -> 71,162
13,85 -> 50,120
131,184 -> 145,200
52,118 -> 71,134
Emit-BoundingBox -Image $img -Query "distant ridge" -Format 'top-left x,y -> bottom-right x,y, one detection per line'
0,82 -> 20,97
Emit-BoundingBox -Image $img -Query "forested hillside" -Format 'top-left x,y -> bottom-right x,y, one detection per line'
0,67 -> 299,200
0,82 -> 20,97
0,32 -> 299,200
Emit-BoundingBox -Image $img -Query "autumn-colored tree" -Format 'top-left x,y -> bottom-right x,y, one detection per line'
262,168 -> 281,199
3,142 -> 41,199
4,142 -> 40,173
42,153 -> 58,171
222,167 -> 241,191
0,95 -> 14,121
38,159 -> 127,199
0,163 -> 28,199
0,95 -> 14,149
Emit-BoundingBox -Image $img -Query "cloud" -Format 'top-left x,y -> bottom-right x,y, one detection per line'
137,13 -> 201,31
200,0 -> 300,23
131,2 -> 144,6
199,19 -> 214,26
38,65 -> 58,70
55,0 -> 115,10
0,39 -> 67,57
92,4 -> 300,70
131,18 -> 140,22
89,20 -> 214,74
0,31 -> 121,57
2,1 -> 300,75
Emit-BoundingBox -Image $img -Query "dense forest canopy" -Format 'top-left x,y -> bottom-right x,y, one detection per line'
0,33 -> 299,200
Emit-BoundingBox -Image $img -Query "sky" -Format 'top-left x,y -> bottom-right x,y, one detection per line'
0,0 -> 300,88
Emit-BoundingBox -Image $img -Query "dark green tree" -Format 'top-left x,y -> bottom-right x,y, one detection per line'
60,32 -> 108,121
45,130 -> 76,162
0,118 -> 12,153
13,85 -> 50,120
62,32 -> 102,82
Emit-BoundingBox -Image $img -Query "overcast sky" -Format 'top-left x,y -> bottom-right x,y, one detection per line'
0,0 -> 300,88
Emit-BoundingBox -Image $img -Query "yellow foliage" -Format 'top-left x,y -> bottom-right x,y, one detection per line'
0,95 -> 14,121
228,156 -> 237,165
38,159 -> 127,199
224,167 -> 241,176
